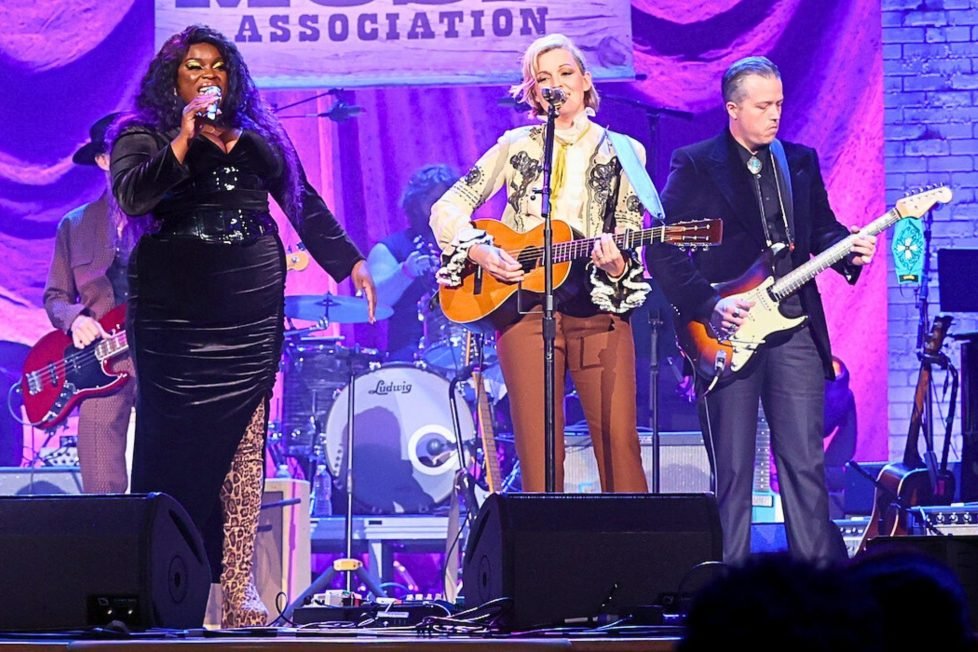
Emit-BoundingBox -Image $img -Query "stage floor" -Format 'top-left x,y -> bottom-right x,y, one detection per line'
0,632 -> 679,651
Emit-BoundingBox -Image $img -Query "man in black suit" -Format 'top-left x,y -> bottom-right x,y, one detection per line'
645,56 -> 876,564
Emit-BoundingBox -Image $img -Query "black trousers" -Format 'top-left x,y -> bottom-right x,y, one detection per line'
698,325 -> 843,565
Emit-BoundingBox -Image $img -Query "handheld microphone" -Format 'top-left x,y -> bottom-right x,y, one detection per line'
199,86 -> 222,121
541,87 -> 566,106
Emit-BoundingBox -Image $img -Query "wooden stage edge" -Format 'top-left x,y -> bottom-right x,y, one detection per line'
0,634 -> 678,651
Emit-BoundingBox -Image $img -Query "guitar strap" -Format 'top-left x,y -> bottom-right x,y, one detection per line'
769,139 -> 795,239
606,129 -> 665,222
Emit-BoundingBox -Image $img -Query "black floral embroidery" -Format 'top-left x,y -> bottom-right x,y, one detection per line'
588,158 -> 618,208
508,151 -> 541,215
464,166 -> 484,187
626,194 -> 643,215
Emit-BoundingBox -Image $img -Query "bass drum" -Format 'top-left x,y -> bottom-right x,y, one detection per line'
323,363 -> 474,514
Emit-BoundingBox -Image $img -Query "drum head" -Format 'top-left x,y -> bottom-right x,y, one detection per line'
323,364 -> 475,513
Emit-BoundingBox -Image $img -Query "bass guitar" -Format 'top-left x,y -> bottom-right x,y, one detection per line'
439,218 -> 722,329
857,315 -> 956,551
20,304 -> 129,429
678,186 -> 953,387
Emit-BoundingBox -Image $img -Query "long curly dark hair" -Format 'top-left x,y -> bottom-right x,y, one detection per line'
116,25 -> 302,219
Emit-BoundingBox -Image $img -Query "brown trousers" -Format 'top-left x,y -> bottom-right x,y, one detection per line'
496,311 -> 648,493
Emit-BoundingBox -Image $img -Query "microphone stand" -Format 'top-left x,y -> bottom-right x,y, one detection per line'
540,93 -> 560,493
649,309 -> 662,493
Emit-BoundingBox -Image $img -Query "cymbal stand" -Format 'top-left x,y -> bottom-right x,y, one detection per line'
276,344 -> 385,624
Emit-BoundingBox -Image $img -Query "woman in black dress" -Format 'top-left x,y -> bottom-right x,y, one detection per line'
111,25 -> 376,627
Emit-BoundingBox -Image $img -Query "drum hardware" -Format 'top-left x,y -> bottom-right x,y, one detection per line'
278,346 -> 388,624
284,293 -> 394,324
417,291 -> 497,374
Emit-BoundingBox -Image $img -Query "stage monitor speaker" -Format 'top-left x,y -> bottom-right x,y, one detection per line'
462,492 -> 722,630
0,493 -> 210,631
865,534 -> 978,631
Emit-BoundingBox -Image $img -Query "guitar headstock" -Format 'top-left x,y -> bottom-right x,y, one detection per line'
923,314 -> 954,356
286,245 -> 310,272
664,218 -> 723,250
896,185 -> 953,219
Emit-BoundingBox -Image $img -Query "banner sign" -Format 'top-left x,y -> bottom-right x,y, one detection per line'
155,0 -> 635,89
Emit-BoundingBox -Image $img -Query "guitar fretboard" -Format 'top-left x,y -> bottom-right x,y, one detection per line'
95,332 -> 128,361
516,224 -> 712,266
770,208 -> 902,300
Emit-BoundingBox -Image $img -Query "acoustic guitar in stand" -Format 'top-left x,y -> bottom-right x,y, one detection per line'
857,315 -> 956,551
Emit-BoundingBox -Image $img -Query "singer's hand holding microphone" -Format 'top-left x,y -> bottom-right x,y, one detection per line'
178,85 -> 222,138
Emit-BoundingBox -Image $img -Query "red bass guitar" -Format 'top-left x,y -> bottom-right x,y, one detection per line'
20,304 -> 130,429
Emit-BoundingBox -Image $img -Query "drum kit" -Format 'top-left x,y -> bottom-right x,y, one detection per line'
275,287 -> 512,516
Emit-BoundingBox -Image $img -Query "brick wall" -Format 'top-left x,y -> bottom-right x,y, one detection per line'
883,0 -> 978,463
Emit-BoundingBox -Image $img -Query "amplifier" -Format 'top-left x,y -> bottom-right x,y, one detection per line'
835,517 -> 871,558
0,467 -> 83,495
908,503 -> 978,536
564,429 -> 710,493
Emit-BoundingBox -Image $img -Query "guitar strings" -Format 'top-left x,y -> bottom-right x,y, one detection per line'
497,225 -> 675,264
27,333 -> 127,384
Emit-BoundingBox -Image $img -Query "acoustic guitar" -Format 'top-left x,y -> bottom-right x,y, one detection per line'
677,186 -> 953,388
438,218 -> 722,330
857,315 -> 956,551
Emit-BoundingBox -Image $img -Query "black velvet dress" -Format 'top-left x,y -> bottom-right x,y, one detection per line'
111,126 -> 362,579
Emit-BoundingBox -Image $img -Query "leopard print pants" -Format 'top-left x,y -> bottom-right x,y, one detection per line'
219,401 -> 269,628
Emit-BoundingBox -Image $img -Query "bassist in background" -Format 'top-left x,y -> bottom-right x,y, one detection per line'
645,57 -> 876,565
43,113 -> 153,493
430,33 -> 650,493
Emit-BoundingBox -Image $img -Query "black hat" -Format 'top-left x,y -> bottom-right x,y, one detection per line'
72,112 -> 122,166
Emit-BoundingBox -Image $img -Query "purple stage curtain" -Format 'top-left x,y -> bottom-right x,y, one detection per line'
0,1 -> 885,460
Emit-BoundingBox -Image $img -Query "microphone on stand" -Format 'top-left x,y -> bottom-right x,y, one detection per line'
541,87 -> 566,106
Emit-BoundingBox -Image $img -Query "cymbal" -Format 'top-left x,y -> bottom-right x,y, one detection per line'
284,294 -> 392,323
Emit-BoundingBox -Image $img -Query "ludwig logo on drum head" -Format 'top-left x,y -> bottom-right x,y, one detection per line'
368,379 -> 412,396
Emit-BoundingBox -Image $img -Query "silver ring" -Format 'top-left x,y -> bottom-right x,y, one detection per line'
732,310 -> 740,318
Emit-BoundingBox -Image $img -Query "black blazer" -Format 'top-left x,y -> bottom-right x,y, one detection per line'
645,130 -> 860,379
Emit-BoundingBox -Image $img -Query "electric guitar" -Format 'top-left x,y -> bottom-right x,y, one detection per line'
439,218 -> 722,329
858,315 -> 956,551
21,304 -> 129,429
751,407 -> 784,523
462,331 -> 502,502
678,186 -> 953,387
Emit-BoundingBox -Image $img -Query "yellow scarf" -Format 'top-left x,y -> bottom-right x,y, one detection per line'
550,121 -> 592,213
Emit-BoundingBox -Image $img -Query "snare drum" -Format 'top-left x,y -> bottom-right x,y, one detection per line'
322,364 -> 475,513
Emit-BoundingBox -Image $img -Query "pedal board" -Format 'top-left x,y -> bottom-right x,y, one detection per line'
292,601 -> 450,627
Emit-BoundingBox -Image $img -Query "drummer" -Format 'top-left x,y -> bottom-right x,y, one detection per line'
366,164 -> 458,362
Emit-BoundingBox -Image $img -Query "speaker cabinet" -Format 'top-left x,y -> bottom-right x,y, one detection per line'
564,431 -> 710,493
462,493 -> 722,629
0,493 -> 210,631
0,467 -> 83,496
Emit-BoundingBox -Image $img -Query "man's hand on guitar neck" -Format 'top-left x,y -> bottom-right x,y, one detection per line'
847,225 -> 877,266
70,314 -> 109,349
711,296 -> 755,339
468,244 -> 524,283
